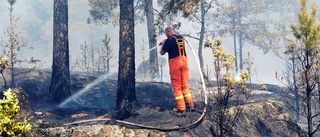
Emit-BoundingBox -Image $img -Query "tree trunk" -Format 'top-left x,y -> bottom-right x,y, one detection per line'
307,90 -> 312,137
50,0 -> 71,103
1,72 -> 7,89
239,32 -> 243,70
91,46 -> 95,73
305,53 -> 313,136
233,15 -> 238,73
10,65 -> 15,87
145,0 -> 159,80
238,10 -> 243,71
107,56 -> 110,73
233,33 -> 238,72
198,1 -> 206,80
9,5 -> 15,88
293,57 -> 300,120
306,66 -> 313,136
116,0 -> 138,120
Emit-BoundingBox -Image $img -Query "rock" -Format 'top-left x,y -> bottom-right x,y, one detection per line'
71,113 -> 89,119
12,88 -> 33,119
232,100 -> 306,137
27,125 -> 164,137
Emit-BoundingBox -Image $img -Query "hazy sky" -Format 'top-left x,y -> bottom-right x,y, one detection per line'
1,0 -> 318,85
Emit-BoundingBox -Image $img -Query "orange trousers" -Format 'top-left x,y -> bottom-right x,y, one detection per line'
169,56 -> 194,111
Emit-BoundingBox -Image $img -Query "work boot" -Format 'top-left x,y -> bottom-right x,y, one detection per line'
189,107 -> 195,112
187,106 -> 195,112
172,108 -> 185,117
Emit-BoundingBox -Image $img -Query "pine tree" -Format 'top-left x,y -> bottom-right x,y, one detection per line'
116,0 -> 138,120
284,0 -> 320,136
2,0 -> 27,88
50,0 -> 71,102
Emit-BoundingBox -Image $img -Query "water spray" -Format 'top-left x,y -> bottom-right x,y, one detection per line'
59,73 -> 109,108
147,46 -> 158,54
60,46 -> 159,108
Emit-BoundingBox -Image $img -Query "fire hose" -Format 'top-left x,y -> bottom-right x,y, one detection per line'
64,39 -> 208,132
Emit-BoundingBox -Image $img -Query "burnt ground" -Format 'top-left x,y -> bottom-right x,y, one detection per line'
10,69 -> 205,129
0,69 -> 308,136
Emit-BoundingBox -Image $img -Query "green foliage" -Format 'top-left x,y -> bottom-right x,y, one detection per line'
88,0 -> 154,25
237,71 -> 250,90
260,84 -> 268,90
284,0 -> 320,136
0,57 -> 10,92
205,38 -> 249,90
205,38 -> 235,69
88,0 -> 119,25
157,0 -> 200,18
176,0 -> 201,17
284,0 -> 320,85
0,88 -> 32,137
0,57 -> 10,73
205,38 -> 250,137
285,2 -> 320,51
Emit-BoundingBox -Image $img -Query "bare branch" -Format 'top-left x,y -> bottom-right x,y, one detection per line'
180,34 -> 200,40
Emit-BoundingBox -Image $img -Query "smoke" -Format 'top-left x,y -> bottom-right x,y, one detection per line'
0,0 -> 121,70
2,0 -> 319,85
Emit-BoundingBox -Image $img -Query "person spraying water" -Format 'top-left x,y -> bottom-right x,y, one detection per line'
159,26 -> 195,115
64,28 -> 208,131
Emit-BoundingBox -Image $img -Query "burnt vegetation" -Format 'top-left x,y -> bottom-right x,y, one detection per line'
0,0 -> 320,136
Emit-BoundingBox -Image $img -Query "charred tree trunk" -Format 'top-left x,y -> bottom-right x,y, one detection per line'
305,50 -> 316,137
305,56 -> 313,136
116,0 -> 138,120
50,0 -> 71,102
145,0 -> 159,80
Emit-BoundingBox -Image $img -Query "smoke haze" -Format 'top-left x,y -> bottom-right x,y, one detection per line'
0,0 -> 319,85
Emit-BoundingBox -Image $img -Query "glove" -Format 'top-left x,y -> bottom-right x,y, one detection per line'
159,39 -> 166,46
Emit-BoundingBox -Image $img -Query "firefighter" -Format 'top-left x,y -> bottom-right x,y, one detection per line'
159,26 -> 194,114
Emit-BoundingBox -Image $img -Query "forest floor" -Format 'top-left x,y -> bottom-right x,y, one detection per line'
0,69 -> 308,136
12,69 -> 204,130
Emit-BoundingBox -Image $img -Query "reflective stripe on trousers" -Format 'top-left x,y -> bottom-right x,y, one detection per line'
169,56 -> 194,111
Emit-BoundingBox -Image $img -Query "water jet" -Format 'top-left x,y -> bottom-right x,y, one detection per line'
58,73 -> 109,108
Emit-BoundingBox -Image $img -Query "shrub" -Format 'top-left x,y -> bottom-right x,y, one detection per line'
205,38 -> 250,137
0,88 -> 32,137
260,85 -> 268,91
